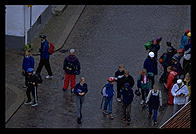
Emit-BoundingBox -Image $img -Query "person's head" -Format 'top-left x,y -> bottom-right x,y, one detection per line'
153,84 -> 158,91
167,66 -> 172,73
25,49 -> 31,56
70,49 -> 75,55
39,34 -> 46,42
80,77 -> 85,85
187,32 -> 191,38
27,68 -> 34,75
148,52 -> 155,59
184,73 -> 191,81
177,79 -> 183,87
107,77 -> 115,84
177,48 -> 184,56
119,64 -> 125,72
166,41 -> 172,47
124,70 -> 129,77
156,37 -> 162,44
167,47 -> 173,54
141,68 -> 147,75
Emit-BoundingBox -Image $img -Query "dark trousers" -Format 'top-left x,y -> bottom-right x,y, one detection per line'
149,76 -> 155,89
183,59 -> 191,76
36,58 -> 52,76
116,84 -> 122,98
160,67 -> 167,83
123,103 -> 131,119
141,88 -> 149,101
26,86 -> 38,103
24,71 -> 28,86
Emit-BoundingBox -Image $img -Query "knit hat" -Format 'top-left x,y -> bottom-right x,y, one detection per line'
185,29 -> 190,34
70,49 -> 75,54
177,79 -> 182,84
149,52 -> 155,58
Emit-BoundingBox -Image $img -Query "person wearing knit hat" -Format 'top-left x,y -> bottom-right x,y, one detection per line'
171,78 -> 189,114
180,29 -> 190,50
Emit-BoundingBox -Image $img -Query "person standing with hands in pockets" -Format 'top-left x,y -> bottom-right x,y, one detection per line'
74,77 -> 88,124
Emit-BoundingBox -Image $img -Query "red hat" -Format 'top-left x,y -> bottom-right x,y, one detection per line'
185,29 -> 190,34
178,48 -> 184,53
107,77 -> 115,82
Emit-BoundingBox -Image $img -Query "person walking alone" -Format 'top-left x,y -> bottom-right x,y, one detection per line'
36,34 -> 53,79
74,77 -> 88,124
63,49 -> 80,93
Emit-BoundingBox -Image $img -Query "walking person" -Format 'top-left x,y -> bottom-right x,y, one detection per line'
149,37 -> 162,59
171,79 -> 189,114
179,29 -> 190,50
102,77 -> 115,119
143,52 -> 158,88
63,49 -> 80,93
74,77 -> 88,124
24,68 -> 38,107
120,83 -> 134,125
114,64 -> 125,102
145,84 -> 162,126
137,68 -> 151,105
165,66 -> 178,105
36,34 -> 53,79
22,49 -> 34,88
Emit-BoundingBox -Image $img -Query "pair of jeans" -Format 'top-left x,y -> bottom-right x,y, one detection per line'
36,58 -> 52,76
103,97 -> 113,114
75,95 -> 85,119
149,106 -> 158,122
123,103 -> 131,119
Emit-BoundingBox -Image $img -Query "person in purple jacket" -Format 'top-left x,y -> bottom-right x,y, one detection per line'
22,49 -> 34,88
74,77 -> 88,124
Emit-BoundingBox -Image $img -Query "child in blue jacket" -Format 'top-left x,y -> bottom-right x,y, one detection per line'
22,50 -> 34,88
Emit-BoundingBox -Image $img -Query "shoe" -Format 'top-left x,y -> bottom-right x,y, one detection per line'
117,98 -> 121,102
24,100 -> 32,105
103,110 -> 109,115
148,114 -> 152,119
31,102 -> 38,107
45,75 -> 53,79
109,114 -> 114,120
122,117 -> 126,121
140,100 -> 144,105
77,118 -> 81,124
23,85 -> 27,88
153,121 -> 157,126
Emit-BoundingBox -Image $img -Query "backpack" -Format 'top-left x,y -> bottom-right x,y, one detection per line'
48,42 -> 55,55
66,61 -> 76,71
101,84 -> 106,95
144,40 -> 153,50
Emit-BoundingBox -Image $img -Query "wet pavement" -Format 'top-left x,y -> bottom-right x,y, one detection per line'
6,5 -> 190,128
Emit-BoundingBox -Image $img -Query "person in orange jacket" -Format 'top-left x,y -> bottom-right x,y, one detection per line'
166,66 -> 178,105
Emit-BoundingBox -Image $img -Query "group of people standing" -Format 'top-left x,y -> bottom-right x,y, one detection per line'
21,29 -> 191,126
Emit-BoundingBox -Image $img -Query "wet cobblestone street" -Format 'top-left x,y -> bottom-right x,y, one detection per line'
6,5 -> 190,128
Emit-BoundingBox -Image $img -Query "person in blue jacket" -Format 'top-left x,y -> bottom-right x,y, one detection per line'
74,77 -> 88,124
179,29 -> 189,50
22,49 -> 34,88
36,34 -> 53,79
120,83 -> 134,123
102,77 -> 115,119
143,52 -> 158,88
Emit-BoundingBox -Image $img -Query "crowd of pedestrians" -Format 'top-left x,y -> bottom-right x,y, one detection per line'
21,29 -> 191,126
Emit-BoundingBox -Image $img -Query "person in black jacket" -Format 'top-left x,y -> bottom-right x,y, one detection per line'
24,68 -> 38,107
114,64 -> 125,102
121,70 -> 135,89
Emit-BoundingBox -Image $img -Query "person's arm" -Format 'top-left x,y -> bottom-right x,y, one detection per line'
146,90 -> 152,103
171,84 -> 177,97
74,84 -> 79,95
102,87 -> 107,97
130,76 -> 135,88
31,56 -> 35,69
159,90 -> 162,106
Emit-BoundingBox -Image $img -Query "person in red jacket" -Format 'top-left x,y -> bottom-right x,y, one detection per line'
166,66 -> 178,105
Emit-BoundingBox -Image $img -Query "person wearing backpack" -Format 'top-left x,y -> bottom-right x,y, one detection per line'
143,52 -> 158,89
149,37 -> 162,59
36,34 -> 53,79
63,49 -> 80,93
120,83 -> 134,124
121,70 -> 135,90
24,68 -> 38,107
73,77 -> 88,124
145,84 -> 162,126
165,66 -> 178,105
102,77 -> 115,119
137,68 -> 151,105
22,49 -> 34,88
171,79 -> 189,114
114,64 -> 125,102
179,29 -> 190,50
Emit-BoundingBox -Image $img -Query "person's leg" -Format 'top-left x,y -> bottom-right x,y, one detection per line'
108,98 -> 113,114
127,103 -> 131,120
70,74 -> 76,91
148,105 -> 153,119
141,89 -> 145,101
63,73 -> 70,90
168,88 -> 173,105
173,104 -> 178,114
116,84 -> 121,99
25,87 -> 31,102
103,97 -> 109,113
24,71 -> 28,87
44,58 -> 53,76
36,59 -> 44,74
122,103 -> 126,119
75,96 -> 81,118
32,86 -> 38,104
80,96 -> 85,119
153,108 -> 158,123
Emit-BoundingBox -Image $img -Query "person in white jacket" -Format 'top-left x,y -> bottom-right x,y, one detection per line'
171,79 -> 189,114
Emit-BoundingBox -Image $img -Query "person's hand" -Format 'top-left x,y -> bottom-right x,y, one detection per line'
79,92 -> 85,96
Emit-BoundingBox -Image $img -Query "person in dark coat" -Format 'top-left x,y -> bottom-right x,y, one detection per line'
145,84 -> 162,126
121,70 -> 135,89
63,49 -> 80,93
74,77 -> 88,124
149,37 -> 162,59
120,83 -> 134,123
143,52 -> 158,88
22,49 -> 34,88
179,29 -> 189,50
171,55 -> 183,79
36,34 -> 53,79
114,64 -> 125,102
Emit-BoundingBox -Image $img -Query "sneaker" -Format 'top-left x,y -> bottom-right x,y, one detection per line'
31,102 -> 38,107
117,98 -> 121,102
103,110 -> 109,115
45,75 -> 53,79
153,121 -> 157,126
140,100 -> 144,105
24,100 -> 32,105
109,114 -> 114,120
